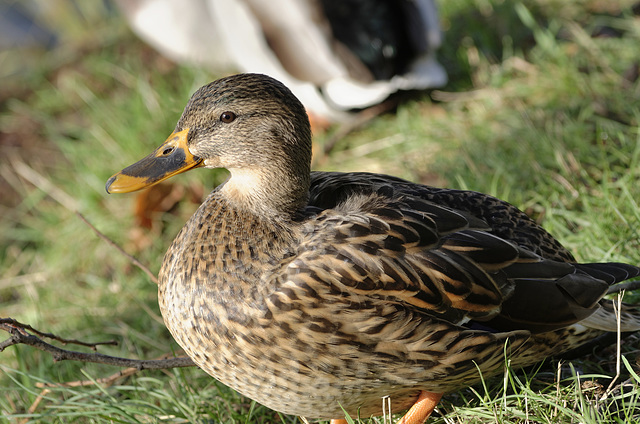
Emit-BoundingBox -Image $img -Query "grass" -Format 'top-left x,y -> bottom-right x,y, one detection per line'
1,0 -> 640,422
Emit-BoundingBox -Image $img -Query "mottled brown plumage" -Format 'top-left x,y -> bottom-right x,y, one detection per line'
106,73 -> 640,422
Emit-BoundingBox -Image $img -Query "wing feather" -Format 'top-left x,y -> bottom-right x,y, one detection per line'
295,172 -> 640,333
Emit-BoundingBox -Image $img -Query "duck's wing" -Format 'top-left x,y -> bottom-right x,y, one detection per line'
302,171 -> 639,333
310,171 -> 576,262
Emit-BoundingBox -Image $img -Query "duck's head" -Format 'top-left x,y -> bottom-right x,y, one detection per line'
106,73 -> 312,215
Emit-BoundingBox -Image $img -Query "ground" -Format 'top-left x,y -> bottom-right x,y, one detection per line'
1,0 -> 639,422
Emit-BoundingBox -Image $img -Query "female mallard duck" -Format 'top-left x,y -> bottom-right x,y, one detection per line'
106,73 -> 640,423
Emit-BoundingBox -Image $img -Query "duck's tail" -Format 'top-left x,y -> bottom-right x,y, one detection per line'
509,263 -> 640,367
575,262 -> 640,332
580,299 -> 640,332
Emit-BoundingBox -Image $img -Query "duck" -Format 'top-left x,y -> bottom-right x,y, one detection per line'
105,73 -> 640,424
115,0 -> 446,122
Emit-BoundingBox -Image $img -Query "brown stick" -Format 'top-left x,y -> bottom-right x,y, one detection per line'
0,317 -> 117,350
607,280 -> 640,294
36,366 -> 140,389
313,98 -> 398,167
1,318 -> 194,369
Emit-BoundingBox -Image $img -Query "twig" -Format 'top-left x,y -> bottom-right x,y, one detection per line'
11,158 -> 79,211
602,291 -> 624,399
35,367 -> 139,389
553,360 -> 562,419
0,317 -> 117,350
76,211 -> 159,285
382,395 -> 391,424
607,280 -> 640,294
1,317 -> 194,369
34,354 -> 183,389
2,318 -> 196,422
10,156 -> 159,285
21,388 -> 51,424
313,98 -> 398,167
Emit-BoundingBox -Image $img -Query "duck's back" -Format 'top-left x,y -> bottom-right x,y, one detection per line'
306,171 -> 640,335
309,171 -> 575,262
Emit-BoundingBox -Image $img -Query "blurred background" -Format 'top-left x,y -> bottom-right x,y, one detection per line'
1,0 -> 640,422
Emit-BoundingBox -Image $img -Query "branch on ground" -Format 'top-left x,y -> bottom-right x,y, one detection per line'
0,317 -> 195,369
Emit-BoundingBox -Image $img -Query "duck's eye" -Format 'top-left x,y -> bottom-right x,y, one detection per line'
220,112 -> 236,123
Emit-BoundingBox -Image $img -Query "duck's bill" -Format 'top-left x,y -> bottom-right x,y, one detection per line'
105,128 -> 203,194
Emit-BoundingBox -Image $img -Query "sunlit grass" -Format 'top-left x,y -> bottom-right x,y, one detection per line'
1,0 -> 640,423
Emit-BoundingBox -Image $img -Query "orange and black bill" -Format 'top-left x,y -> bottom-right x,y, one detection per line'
105,129 -> 203,194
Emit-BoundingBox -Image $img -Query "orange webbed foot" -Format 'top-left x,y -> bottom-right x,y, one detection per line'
330,391 -> 443,424
396,391 -> 443,424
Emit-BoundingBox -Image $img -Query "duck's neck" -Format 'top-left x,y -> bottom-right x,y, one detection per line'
219,167 -> 310,219
195,187 -> 300,279
158,186 -> 300,331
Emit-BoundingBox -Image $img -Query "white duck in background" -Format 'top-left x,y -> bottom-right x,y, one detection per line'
115,0 -> 447,122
